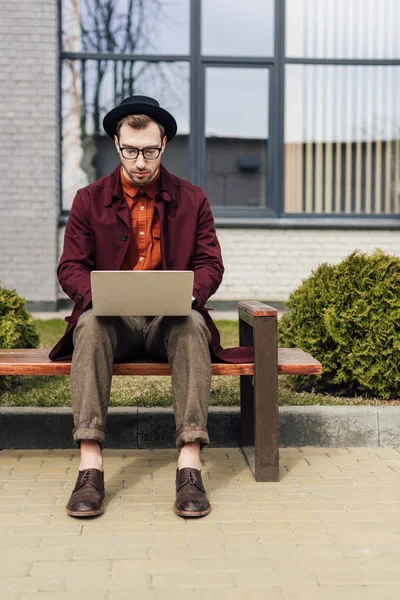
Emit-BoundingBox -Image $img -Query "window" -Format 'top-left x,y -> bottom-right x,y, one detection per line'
202,0 -> 275,57
62,59 -> 189,210
61,0 -> 190,212
62,0 -> 190,54
286,0 -> 400,59
205,67 -> 269,208
285,65 -> 400,215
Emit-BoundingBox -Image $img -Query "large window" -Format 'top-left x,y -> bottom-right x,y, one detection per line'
285,65 -> 400,214
284,0 -> 400,218
60,0 -> 400,222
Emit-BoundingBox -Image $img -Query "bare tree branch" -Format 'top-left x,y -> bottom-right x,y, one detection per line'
72,0 -> 186,135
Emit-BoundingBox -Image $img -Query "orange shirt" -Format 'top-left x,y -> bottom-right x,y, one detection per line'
120,166 -> 162,271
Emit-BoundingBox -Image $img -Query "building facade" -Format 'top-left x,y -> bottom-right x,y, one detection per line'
1,0 -> 400,310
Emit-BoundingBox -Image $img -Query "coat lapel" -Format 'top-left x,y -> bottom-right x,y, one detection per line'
108,167 -> 132,268
154,197 -> 167,270
113,198 -> 130,231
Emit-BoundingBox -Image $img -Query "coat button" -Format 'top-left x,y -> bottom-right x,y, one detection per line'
121,234 -> 128,241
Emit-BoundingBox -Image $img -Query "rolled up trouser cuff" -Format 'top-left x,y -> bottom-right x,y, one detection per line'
72,422 -> 106,448
175,425 -> 210,451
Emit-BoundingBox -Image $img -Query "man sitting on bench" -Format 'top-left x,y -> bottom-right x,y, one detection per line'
50,95 -> 249,519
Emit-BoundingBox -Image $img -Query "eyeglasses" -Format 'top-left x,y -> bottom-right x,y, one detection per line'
118,145 -> 162,160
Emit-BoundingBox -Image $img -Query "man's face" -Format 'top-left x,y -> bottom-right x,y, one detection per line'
114,121 -> 167,186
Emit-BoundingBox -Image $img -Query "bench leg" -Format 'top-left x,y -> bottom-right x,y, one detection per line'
240,375 -> 254,446
239,319 -> 255,447
240,316 -> 279,482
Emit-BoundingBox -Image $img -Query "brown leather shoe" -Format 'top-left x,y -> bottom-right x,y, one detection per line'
174,467 -> 211,518
66,468 -> 105,517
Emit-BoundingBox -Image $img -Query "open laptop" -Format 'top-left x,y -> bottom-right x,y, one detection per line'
90,270 -> 194,316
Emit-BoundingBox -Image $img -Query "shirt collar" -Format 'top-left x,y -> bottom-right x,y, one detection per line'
106,163 -> 173,206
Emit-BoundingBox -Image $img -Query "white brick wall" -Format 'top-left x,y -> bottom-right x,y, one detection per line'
57,226 -> 400,303
0,0 -> 58,306
215,228 -> 400,301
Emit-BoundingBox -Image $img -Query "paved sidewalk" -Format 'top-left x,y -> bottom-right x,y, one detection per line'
1,448 -> 400,599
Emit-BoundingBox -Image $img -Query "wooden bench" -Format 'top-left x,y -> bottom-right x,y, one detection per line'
0,301 -> 321,482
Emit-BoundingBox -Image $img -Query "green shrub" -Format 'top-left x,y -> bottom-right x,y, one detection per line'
0,282 -> 39,391
278,249 -> 400,399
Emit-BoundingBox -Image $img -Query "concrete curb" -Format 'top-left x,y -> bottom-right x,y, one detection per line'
0,405 -> 398,449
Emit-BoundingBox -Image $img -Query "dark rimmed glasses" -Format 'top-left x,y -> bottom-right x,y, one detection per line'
118,146 -> 162,160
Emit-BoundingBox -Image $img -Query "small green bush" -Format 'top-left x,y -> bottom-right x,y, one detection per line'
278,249 -> 400,399
0,282 -> 39,391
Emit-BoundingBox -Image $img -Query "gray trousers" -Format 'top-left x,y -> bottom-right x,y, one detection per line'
71,309 -> 212,450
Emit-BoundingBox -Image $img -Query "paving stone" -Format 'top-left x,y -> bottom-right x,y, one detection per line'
283,586 -> 400,600
72,545 -> 150,560
152,572 -> 235,589
0,575 -> 66,593
112,558 -> 192,576
19,595 -> 101,600
233,569 -> 318,586
316,567 -> 400,584
67,572 -> 149,592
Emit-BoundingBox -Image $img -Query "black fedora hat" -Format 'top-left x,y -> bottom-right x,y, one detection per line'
103,95 -> 177,141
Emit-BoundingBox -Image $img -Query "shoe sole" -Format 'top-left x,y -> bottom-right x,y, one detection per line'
173,503 -> 211,518
66,504 -> 104,518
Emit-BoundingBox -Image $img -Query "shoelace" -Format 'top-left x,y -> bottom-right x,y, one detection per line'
77,469 -> 100,490
177,469 -> 204,493
81,470 -> 92,484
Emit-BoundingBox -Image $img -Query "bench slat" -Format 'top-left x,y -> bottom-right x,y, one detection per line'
0,348 -> 322,376
238,300 -> 278,318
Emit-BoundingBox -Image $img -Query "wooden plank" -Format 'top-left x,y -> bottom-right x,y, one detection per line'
238,301 -> 278,318
278,348 -> 322,374
0,348 -> 322,376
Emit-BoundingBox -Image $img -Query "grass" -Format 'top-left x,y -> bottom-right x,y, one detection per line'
0,318 -> 396,407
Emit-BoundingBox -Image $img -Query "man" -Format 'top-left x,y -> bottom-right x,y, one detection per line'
50,95 -> 252,520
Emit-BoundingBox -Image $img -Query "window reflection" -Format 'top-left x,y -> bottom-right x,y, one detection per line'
62,59 -> 189,210
286,0 -> 400,59
205,68 -> 269,208
202,0 -> 274,56
62,0 -> 190,55
285,65 -> 400,215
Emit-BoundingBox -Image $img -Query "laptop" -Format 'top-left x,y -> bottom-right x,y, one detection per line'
90,270 -> 194,317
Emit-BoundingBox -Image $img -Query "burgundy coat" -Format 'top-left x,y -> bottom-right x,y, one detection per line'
49,164 -> 253,363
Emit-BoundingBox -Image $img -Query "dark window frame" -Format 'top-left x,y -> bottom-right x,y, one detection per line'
58,0 -> 400,227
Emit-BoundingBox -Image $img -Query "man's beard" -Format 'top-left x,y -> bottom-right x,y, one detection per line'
126,167 -> 158,187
